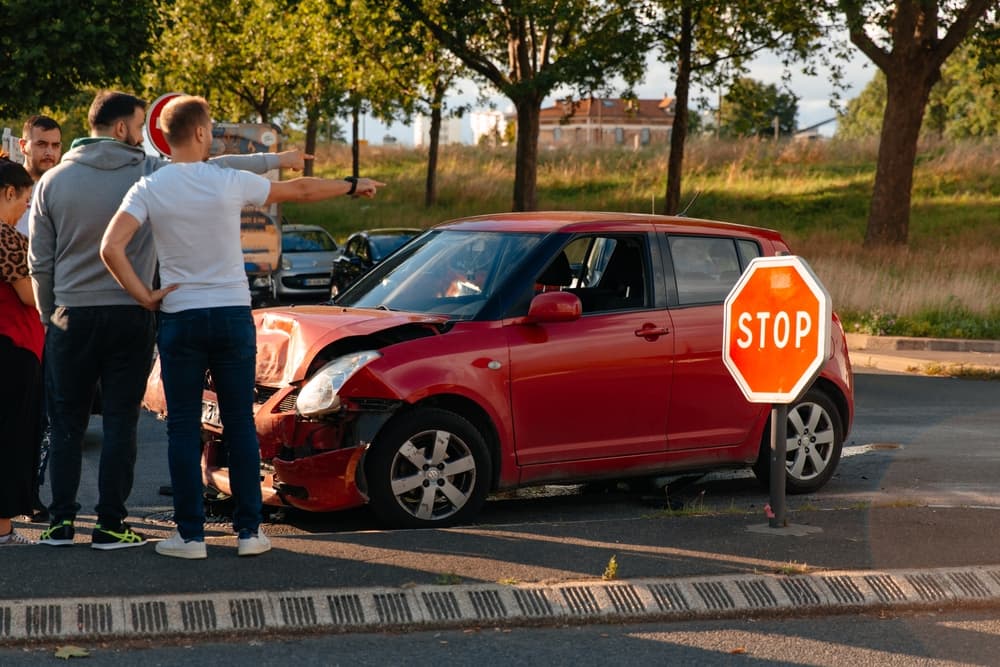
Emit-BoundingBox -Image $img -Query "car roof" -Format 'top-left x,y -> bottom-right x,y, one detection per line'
351,227 -> 422,238
432,211 -> 784,241
283,224 -> 331,234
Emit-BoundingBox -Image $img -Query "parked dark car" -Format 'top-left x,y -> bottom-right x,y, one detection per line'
329,228 -> 421,299
143,212 -> 854,529
273,224 -> 340,300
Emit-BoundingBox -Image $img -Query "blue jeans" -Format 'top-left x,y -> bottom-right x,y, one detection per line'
45,305 -> 155,526
158,307 -> 261,541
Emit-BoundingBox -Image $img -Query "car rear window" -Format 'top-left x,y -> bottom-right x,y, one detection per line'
669,236 -> 756,306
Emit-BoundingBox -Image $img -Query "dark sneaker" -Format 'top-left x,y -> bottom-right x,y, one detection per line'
39,519 -> 74,546
91,523 -> 147,551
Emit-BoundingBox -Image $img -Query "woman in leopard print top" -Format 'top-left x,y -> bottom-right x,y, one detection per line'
0,158 -> 44,545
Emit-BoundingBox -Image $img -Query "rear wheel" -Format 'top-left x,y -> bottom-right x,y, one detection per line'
752,388 -> 844,494
366,408 -> 491,528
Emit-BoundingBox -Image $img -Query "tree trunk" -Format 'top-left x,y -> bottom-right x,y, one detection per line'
865,68 -> 934,247
664,6 -> 693,215
304,106 -> 319,177
512,97 -> 542,211
350,100 -> 360,179
425,84 -> 445,208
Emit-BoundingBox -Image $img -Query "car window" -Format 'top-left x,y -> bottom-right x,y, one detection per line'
668,236 -> 744,305
535,235 -> 651,314
355,238 -> 371,262
341,230 -> 544,319
282,229 -> 337,253
369,233 -> 416,261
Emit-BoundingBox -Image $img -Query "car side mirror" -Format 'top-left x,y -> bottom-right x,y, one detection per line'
524,291 -> 581,324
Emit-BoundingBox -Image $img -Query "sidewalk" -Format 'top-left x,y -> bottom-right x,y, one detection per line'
846,333 -> 1000,375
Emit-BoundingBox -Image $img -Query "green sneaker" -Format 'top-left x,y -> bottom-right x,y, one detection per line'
39,520 -> 74,546
91,523 -> 147,551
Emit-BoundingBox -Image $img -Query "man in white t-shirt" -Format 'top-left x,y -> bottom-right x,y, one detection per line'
100,95 -> 383,560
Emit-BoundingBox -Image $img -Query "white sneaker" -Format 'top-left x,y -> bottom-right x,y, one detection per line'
237,530 -> 271,557
155,531 -> 207,559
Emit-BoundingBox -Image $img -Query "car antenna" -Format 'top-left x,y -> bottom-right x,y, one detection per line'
677,190 -> 702,217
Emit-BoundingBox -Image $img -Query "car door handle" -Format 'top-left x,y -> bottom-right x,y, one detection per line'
634,325 -> 670,339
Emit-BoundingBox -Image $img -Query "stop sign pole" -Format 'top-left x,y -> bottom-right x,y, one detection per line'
723,256 -> 831,529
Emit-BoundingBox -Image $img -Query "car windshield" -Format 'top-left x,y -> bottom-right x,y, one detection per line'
338,229 -> 544,319
369,233 -> 418,261
282,229 -> 337,253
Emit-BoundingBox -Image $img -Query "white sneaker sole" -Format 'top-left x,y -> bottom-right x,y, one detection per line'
155,541 -> 207,560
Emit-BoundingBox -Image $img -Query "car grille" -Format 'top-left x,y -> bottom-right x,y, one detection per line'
281,273 -> 330,288
277,389 -> 300,413
254,385 -> 280,404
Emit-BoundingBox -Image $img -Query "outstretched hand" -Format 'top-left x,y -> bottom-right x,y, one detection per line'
353,178 -> 386,199
277,149 -> 315,172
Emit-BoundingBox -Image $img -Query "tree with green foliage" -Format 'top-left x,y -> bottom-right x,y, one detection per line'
346,1 -> 471,206
150,0 -> 312,123
398,0 -> 648,211
645,1 -> 826,215
720,77 -> 799,138
0,0 -> 156,118
832,0 -> 997,247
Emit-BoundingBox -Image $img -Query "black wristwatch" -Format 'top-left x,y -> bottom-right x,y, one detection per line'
344,176 -> 358,195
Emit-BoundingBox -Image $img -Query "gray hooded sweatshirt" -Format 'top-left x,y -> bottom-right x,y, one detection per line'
28,139 -> 279,324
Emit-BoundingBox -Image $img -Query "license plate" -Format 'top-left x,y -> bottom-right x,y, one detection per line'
304,277 -> 329,287
201,400 -> 222,428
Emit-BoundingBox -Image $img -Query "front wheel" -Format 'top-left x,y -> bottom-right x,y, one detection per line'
366,408 -> 492,528
752,388 -> 844,494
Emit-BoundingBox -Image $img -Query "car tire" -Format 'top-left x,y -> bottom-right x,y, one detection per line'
752,388 -> 844,494
366,408 -> 492,528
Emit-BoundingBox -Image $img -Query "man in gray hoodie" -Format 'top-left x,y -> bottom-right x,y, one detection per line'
28,90 -> 307,550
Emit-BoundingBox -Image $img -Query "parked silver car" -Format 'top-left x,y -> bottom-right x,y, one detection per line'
273,224 -> 340,300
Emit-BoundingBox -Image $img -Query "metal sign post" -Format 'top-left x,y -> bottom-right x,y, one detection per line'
769,404 -> 788,528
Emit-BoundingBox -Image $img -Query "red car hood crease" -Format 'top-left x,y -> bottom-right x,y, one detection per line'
255,307 -> 449,386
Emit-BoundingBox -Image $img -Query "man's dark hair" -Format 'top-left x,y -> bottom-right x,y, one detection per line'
88,91 -> 147,131
22,114 -> 61,138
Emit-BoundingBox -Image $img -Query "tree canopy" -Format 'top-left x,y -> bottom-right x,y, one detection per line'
0,0 -> 156,118
720,77 -> 799,138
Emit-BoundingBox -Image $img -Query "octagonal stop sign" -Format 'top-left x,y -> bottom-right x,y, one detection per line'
723,256 -> 831,404
144,92 -> 184,157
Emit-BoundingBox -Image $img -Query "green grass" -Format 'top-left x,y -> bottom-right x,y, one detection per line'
283,138 -> 999,339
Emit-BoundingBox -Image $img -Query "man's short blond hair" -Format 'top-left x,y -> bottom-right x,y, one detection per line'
161,95 -> 211,147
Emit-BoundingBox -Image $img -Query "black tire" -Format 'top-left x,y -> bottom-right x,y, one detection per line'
752,388 -> 844,494
366,408 -> 492,528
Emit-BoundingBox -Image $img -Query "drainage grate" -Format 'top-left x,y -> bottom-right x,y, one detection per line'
0,607 -> 8,637
737,580 -> 777,608
180,600 -> 217,632
693,581 -> 734,610
780,578 -> 821,606
229,598 -> 266,629
279,596 -> 317,626
468,590 -> 507,619
987,570 -> 1000,588
421,591 -> 461,621
131,601 -> 168,634
26,604 -> 61,637
948,572 -> 990,598
649,583 -> 690,612
906,574 -> 948,601
822,576 -> 865,604
373,593 -> 413,624
513,589 -> 554,617
77,603 -> 113,634
605,585 -> 645,614
328,594 -> 365,625
560,586 -> 600,615
865,575 -> 907,602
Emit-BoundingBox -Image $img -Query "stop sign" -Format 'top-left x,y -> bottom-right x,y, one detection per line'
723,255 -> 831,404
144,92 -> 184,157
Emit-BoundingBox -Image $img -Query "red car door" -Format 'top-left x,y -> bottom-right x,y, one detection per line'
506,234 -> 674,466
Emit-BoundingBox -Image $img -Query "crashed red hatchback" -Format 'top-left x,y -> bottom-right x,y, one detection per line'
144,212 -> 854,528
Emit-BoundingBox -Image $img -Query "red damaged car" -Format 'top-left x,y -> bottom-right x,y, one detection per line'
144,212 -> 854,528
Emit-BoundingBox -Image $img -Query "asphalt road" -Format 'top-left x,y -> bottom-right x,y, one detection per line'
5,368 -> 999,661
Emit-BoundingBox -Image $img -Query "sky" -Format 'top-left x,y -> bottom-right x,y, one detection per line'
355,45 -> 876,145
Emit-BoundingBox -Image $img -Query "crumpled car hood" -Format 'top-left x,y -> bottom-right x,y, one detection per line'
255,305 -> 447,385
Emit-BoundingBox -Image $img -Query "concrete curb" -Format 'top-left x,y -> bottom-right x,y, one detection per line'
5,565 -> 1000,644
846,333 -> 1000,374
846,333 -> 1000,354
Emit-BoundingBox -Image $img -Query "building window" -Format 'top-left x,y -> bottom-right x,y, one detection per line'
640,128 -> 651,145
614,127 -> 624,145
